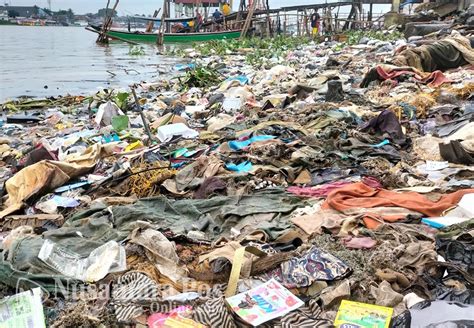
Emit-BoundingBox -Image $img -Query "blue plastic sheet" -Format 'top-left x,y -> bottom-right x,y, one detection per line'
228,135 -> 276,151
174,63 -> 196,71
226,161 -> 253,172
224,75 -> 249,85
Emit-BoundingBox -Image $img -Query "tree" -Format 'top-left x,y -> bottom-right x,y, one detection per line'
67,8 -> 74,20
97,8 -> 117,17
7,10 -> 19,18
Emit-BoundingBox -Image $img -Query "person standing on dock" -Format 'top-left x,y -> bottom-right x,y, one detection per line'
310,9 -> 320,37
222,2 -> 231,16
195,9 -> 203,32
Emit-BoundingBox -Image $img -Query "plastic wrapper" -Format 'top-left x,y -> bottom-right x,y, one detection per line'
38,239 -> 126,282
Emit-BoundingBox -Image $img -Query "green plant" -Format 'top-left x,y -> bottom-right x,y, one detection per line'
129,46 -> 146,56
114,92 -> 129,110
174,66 -> 222,91
169,36 -> 312,68
344,30 -> 404,45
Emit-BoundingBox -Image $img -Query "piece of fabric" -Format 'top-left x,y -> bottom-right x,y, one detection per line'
228,135 -> 275,151
193,297 -> 237,328
434,113 -> 473,138
165,155 -> 224,193
110,189 -> 304,240
439,140 -> 474,165
342,236 -> 377,249
391,300 -> 474,328
360,110 -> 406,145
375,65 -> 452,88
319,279 -> 351,309
112,271 -> 160,322
193,177 -> 227,199
287,181 -> 351,198
0,161 -> 88,218
323,182 -> 474,228
370,280 -> 404,307
292,206 -> 423,234
0,144 -> 113,218
397,241 -> 438,273
263,246 -> 351,288
277,299 -> 333,327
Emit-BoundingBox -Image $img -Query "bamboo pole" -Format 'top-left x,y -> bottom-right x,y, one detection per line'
157,0 -> 168,45
97,0 -> 111,43
131,86 -> 154,145
240,0 -> 258,39
145,9 -> 161,32
297,10 -> 300,36
98,0 -> 120,44
86,26 -> 139,45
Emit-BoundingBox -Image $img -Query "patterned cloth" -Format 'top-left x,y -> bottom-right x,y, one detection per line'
278,299 -> 333,328
193,297 -> 237,328
263,246 -> 351,288
112,271 -> 160,322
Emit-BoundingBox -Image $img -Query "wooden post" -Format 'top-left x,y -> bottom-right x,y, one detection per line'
98,0 -> 120,43
343,4 -> 355,30
303,9 -> 309,36
97,0 -> 111,43
240,0 -> 258,39
297,10 -> 300,36
265,0 -> 272,37
146,9 -> 160,32
157,0 -> 168,45
131,87 -> 154,145
236,0 -> 245,29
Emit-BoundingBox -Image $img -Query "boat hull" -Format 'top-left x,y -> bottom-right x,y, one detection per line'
104,29 -> 242,43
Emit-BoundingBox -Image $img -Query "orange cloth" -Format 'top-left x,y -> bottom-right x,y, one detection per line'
323,182 -> 474,229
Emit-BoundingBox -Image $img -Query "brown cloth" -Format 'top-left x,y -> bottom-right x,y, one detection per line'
323,182 -> 474,229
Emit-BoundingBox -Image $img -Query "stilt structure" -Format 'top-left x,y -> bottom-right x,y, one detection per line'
97,0 -> 120,44
240,0 -> 258,39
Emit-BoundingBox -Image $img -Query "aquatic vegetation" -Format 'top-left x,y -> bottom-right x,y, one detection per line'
174,66 -> 222,91
344,30 -> 404,45
129,46 -> 146,56
172,36 -> 312,67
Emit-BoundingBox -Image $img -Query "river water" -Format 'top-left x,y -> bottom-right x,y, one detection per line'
0,26 -> 180,102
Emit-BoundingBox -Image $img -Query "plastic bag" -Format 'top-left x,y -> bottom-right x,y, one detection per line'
38,239 -> 126,282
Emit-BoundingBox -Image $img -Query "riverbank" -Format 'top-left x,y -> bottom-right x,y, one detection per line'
0,26 -> 473,327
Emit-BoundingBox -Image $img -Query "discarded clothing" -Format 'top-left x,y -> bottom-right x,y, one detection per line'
193,177 -> 227,199
360,110 -> 406,145
342,236 -> 377,249
323,182 -> 474,226
375,65 -> 451,88
287,181 -> 351,198
439,140 -> 474,165
263,246 -> 351,288
112,271 -> 160,322
193,297 -> 237,328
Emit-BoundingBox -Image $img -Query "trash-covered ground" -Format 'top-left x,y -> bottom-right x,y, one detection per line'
0,20 -> 473,328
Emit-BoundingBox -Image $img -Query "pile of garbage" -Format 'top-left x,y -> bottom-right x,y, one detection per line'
0,27 -> 473,327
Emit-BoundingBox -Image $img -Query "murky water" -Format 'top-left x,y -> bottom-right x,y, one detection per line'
0,26 -> 181,102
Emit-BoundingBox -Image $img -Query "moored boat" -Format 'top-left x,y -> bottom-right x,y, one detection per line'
88,24 -> 241,43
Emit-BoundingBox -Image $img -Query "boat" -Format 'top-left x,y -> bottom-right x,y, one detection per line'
88,24 -> 242,43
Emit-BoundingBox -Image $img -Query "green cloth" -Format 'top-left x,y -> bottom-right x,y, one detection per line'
5,190 -> 305,290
